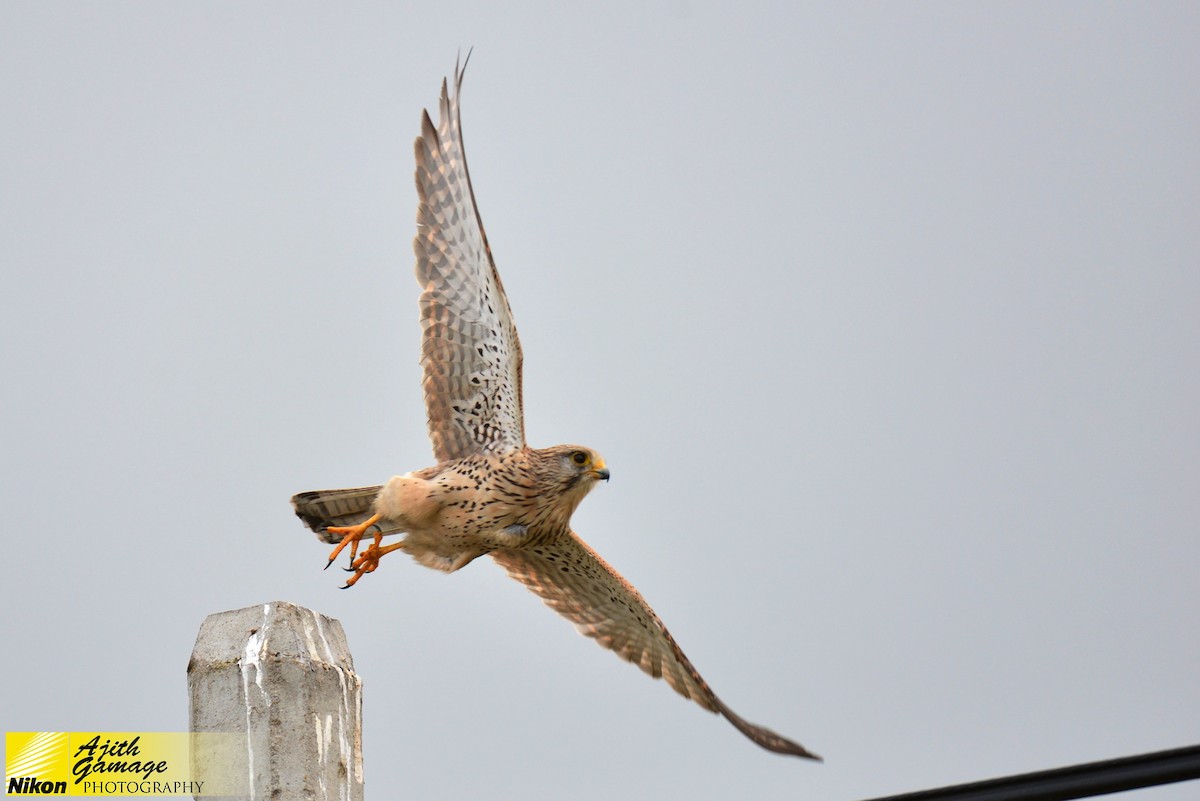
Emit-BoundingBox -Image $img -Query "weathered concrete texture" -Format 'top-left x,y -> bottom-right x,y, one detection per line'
188,601 -> 363,801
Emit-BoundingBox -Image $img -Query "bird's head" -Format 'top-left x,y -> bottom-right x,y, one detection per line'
526,444 -> 609,528
532,444 -> 610,499
553,445 -> 610,487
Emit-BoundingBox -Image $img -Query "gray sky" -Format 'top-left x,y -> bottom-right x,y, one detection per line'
3,2 -> 1198,800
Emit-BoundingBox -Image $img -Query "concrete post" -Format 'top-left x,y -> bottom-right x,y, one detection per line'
188,601 -> 363,801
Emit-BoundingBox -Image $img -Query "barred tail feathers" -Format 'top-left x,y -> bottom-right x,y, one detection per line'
291,485 -> 406,543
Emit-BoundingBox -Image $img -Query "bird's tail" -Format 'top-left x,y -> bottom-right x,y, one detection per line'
291,485 -> 403,543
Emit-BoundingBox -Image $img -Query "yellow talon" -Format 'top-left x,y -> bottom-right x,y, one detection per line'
342,540 -> 407,588
326,514 -> 382,569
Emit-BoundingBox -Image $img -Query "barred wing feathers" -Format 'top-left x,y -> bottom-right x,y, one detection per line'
413,62 -> 525,463
490,533 -> 821,759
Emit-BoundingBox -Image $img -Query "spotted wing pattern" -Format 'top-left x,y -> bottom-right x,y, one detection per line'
490,533 -> 822,759
413,60 -> 525,463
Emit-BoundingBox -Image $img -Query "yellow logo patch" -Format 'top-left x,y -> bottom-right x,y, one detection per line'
5,733 -> 245,797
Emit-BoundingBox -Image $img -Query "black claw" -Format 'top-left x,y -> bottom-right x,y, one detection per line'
343,566 -> 356,573
324,559 -> 334,570
339,583 -> 352,590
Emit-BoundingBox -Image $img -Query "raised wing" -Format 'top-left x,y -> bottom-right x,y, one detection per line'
490,533 -> 821,759
413,59 -> 525,463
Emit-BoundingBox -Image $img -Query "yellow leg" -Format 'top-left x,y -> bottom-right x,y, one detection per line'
325,514 -> 381,569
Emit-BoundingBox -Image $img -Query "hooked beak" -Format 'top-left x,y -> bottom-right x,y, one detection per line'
589,458 -> 610,482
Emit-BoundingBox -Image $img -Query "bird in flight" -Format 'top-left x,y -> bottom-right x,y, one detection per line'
292,57 -> 821,761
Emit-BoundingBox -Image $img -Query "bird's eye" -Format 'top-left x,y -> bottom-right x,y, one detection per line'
571,451 -> 588,465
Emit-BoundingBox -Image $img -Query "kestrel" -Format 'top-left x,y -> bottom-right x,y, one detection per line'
292,57 -> 820,761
